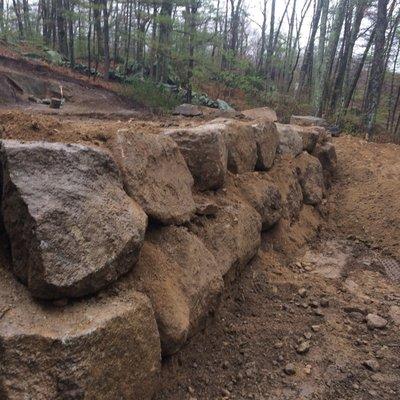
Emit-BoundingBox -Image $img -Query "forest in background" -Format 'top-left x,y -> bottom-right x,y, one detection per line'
0,0 -> 400,138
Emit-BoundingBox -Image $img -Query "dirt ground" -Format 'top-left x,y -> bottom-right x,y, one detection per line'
154,136 -> 400,400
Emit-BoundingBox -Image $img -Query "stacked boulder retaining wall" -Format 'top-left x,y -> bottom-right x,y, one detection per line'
0,112 -> 337,399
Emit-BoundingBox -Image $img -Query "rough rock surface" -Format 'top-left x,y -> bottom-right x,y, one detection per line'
294,152 -> 325,205
217,119 -> 258,174
173,104 -> 203,117
0,266 -> 161,400
290,115 -> 327,127
242,107 -> 278,122
252,121 -> 279,170
0,140 -> 147,299
297,127 -> 320,153
313,142 -> 338,174
127,228 -> 224,356
276,123 -> 304,157
190,194 -> 262,280
267,158 -> 303,221
231,173 -> 282,230
108,130 -> 196,225
164,124 -> 228,191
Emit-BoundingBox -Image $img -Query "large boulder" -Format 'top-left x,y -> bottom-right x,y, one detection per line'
231,173 -> 282,231
126,227 -> 223,356
276,123 -> 304,157
213,118 -> 258,174
190,195 -> 262,280
164,123 -> 228,191
297,127 -> 320,153
0,140 -> 147,299
0,266 -> 161,400
108,130 -> 196,225
242,107 -> 278,123
290,115 -> 327,127
313,142 -> 337,174
294,152 -> 325,205
252,121 -> 279,170
267,158 -> 303,221
173,103 -> 203,117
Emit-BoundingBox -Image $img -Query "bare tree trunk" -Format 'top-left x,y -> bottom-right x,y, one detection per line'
157,0 -> 173,82
363,0 -> 390,136
12,0 -> 25,38
102,0 -> 110,78
57,0 -> 69,57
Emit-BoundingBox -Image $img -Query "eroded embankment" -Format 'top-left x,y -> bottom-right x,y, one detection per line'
0,108 -> 336,399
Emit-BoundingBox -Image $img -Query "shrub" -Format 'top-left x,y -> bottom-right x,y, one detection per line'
119,78 -> 180,112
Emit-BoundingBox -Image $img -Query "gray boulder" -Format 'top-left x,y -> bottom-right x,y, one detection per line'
164,123 -> 228,191
290,115 -> 327,127
276,123 -> 304,157
173,103 -> 203,117
0,265 -> 161,400
108,130 -> 196,225
0,140 -> 147,299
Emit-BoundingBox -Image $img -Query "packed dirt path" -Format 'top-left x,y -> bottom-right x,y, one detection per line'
155,135 -> 400,400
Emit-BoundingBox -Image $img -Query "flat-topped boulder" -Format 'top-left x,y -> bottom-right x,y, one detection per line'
164,123 -> 228,191
108,130 -> 196,225
0,140 -> 147,299
290,115 -> 327,127
294,152 -> 325,205
252,121 -> 279,170
242,106 -> 278,123
127,227 -> 223,356
276,123 -> 304,157
231,173 -> 282,230
0,266 -> 161,400
173,103 -> 203,117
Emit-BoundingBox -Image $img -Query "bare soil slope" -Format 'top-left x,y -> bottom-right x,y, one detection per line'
155,135 -> 400,400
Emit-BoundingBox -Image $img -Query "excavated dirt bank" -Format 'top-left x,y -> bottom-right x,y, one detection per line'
155,136 -> 400,400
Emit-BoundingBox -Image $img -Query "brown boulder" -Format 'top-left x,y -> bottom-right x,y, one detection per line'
215,118 -> 258,174
276,123 -> 304,157
297,127 -> 320,153
313,142 -> 337,174
242,107 -> 278,123
190,194 -> 262,279
0,266 -> 161,400
294,152 -> 325,205
108,130 -> 196,225
0,140 -> 147,299
267,158 -> 303,221
164,123 -> 228,191
127,227 -> 223,355
252,121 -> 279,170
232,173 -> 282,230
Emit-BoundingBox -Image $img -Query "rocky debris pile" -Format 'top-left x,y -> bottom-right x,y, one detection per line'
0,111 -> 337,399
